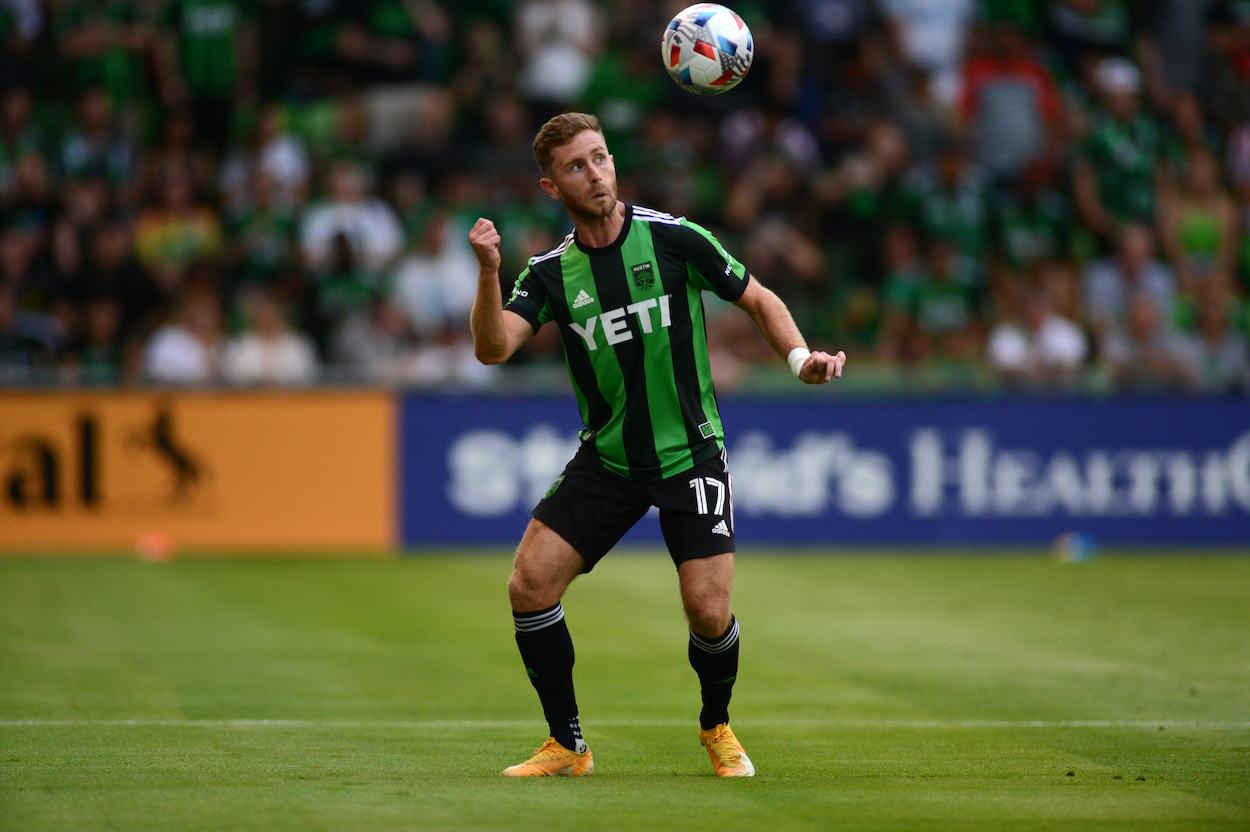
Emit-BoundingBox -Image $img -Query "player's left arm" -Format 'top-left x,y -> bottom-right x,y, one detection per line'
733,278 -> 846,384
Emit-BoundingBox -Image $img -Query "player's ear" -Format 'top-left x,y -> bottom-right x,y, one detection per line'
539,177 -> 560,201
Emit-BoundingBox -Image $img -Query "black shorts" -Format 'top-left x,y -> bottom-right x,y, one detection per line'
532,446 -> 736,572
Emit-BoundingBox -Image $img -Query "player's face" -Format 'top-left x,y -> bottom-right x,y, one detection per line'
543,131 -> 618,220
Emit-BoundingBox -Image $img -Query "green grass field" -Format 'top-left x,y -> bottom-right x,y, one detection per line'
1,551 -> 1248,831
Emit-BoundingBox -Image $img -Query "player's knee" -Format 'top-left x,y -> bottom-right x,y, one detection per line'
685,597 -> 732,639
508,568 -> 561,611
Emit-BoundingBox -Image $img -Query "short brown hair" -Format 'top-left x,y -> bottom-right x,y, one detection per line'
532,112 -> 603,177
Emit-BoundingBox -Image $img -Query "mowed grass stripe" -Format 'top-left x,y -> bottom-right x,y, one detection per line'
1,552 -> 1248,832
3,718 -> 1250,729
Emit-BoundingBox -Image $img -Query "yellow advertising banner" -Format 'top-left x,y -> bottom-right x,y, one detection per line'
0,390 -> 396,553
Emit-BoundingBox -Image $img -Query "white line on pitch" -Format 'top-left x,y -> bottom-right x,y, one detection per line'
1,719 -> 1247,729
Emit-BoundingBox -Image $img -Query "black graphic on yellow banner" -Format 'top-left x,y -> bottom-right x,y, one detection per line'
0,391 -> 395,552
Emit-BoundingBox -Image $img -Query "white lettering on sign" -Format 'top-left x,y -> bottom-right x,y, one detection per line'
729,432 -> 895,518
443,425 -> 1250,521
446,427 -> 581,517
908,428 -> 1250,517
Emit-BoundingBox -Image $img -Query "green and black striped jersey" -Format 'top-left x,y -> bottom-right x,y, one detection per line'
505,204 -> 750,481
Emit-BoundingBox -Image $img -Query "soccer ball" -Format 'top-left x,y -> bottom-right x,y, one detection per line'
662,4 -> 753,95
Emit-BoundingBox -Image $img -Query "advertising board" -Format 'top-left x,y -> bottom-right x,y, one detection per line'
0,391 -> 395,552
401,396 -> 1250,545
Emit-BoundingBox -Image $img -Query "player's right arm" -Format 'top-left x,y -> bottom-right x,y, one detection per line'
469,217 -> 534,365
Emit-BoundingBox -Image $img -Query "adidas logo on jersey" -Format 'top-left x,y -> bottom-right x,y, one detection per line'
572,290 -> 595,309
711,520 -> 731,537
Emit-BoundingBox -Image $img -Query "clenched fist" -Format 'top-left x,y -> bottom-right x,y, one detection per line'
469,217 -> 502,273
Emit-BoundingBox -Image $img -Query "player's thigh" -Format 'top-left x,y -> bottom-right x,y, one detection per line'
651,452 -> 737,636
653,452 -> 736,569
531,448 -> 651,573
510,518 -> 587,611
678,551 -> 735,637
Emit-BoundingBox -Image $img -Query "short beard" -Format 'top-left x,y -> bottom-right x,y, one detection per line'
564,191 -> 618,221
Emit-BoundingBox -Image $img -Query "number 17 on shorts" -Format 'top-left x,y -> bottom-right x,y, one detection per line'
691,472 -> 732,538
689,475 -> 727,516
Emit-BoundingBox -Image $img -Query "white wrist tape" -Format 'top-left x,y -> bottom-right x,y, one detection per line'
787,347 -> 811,378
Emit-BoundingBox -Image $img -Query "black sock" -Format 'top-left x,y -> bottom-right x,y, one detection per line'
689,616 -> 740,731
513,604 -> 584,752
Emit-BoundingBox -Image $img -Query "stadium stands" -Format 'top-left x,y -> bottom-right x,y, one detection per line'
1,0 -> 1247,394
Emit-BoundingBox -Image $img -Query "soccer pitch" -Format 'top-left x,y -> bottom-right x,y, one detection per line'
1,551 -> 1247,831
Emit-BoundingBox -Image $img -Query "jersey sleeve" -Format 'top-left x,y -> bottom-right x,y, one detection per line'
679,219 -> 751,302
503,266 -> 552,332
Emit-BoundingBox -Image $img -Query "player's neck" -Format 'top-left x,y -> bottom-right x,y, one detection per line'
571,202 -> 627,250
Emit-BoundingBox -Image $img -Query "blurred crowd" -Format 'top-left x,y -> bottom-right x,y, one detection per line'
2,0 -> 1249,394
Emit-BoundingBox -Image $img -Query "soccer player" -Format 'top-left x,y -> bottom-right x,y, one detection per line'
469,112 -> 845,778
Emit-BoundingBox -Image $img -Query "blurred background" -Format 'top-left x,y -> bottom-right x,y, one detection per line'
1,0 -> 1247,394
2,0 -> 1249,552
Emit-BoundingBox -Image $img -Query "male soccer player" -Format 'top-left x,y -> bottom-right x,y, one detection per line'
469,113 -> 845,778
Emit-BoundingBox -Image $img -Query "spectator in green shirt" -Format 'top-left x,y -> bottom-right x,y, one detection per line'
908,236 -> 986,363
54,0 -> 153,113
1073,57 -> 1164,243
879,232 -> 985,364
993,157 -> 1075,275
160,0 -> 257,156
895,137 -> 994,264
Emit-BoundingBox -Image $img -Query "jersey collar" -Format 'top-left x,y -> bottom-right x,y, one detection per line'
573,203 -> 633,255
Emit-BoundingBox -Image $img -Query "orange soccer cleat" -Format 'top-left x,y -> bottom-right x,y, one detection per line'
501,737 -> 594,777
698,723 -> 755,777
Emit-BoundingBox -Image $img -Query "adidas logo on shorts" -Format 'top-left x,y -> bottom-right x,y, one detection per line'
572,290 -> 595,309
711,520 -> 731,537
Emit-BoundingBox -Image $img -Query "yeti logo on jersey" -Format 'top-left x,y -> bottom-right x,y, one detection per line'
631,262 -> 655,290
569,294 -> 673,351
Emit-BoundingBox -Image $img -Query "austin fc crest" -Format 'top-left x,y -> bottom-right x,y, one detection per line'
631,262 -> 655,290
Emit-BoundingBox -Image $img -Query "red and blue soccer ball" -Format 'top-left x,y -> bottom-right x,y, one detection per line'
662,4 -> 754,95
